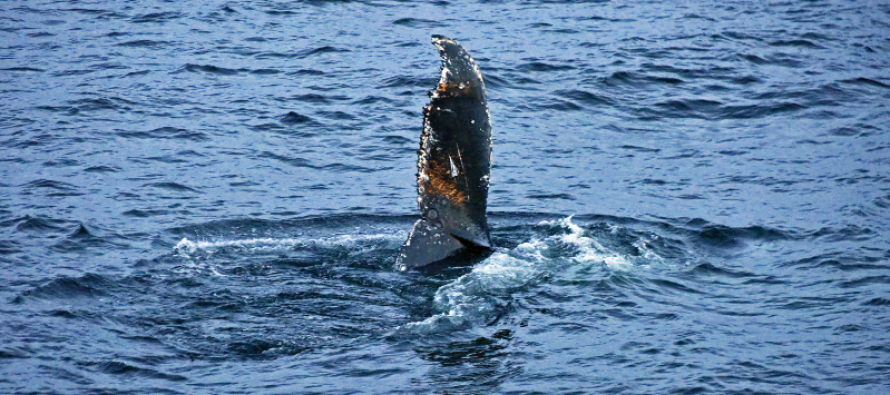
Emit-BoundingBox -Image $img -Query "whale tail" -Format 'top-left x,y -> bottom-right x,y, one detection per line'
396,36 -> 493,270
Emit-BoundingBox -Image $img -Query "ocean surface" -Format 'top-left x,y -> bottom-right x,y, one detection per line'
2,0 -> 889,393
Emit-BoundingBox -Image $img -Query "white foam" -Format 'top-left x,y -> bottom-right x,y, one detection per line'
539,216 -> 633,269
405,251 -> 537,333
169,231 -> 406,280
633,236 -> 663,262
404,216 -> 660,333
173,232 -> 404,258
174,237 -> 303,256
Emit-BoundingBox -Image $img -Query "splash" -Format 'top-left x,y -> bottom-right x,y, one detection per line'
404,216 -> 653,333
543,216 -> 634,270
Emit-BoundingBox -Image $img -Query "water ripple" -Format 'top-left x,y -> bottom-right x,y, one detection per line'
2,1 -> 889,394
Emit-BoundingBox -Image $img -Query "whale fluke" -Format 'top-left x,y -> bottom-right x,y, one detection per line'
396,35 -> 493,270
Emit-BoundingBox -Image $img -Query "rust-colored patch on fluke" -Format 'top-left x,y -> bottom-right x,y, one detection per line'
422,157 -> 467,204
436,81 -> 475,98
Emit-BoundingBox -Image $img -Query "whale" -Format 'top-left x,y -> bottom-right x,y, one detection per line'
396,35 -> 494,271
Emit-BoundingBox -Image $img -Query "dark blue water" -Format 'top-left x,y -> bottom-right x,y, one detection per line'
2,0 -> 889,393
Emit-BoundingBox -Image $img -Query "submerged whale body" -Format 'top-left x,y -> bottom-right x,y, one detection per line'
396,35 -> 493,270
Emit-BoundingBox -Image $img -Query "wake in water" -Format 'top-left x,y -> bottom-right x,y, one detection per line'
170,215 -> 670,335
174,233 -> 405,259
7,212 -> 886,394
403,216 -> 661,333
